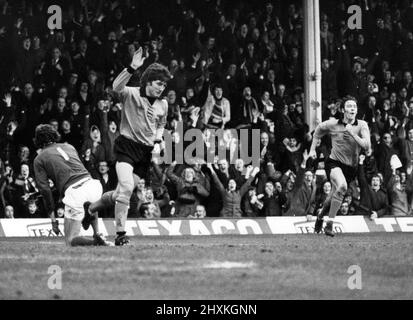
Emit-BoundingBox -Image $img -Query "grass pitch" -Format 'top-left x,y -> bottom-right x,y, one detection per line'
0,233 -> 412,300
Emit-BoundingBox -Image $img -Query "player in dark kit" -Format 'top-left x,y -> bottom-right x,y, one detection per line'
33,124 -> 113,246
86,47 -> 171,245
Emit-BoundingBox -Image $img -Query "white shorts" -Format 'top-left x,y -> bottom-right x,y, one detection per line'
62,178 -> 103,221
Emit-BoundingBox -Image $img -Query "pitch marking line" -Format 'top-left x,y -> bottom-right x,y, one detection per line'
202,261 -> 257,269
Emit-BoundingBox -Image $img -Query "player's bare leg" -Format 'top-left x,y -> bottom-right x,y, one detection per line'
88,190 -> 117,213
114,162 -> 135,245
324,168 -> 347,236
64,218 -> 95,246
314,168 -> 347,236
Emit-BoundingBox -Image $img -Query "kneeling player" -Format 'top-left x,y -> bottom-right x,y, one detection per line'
33,124 -> 112,246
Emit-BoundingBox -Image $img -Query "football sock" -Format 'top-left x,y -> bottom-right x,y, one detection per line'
114,201 -> 129,233
91,212 -> 100,235
328,190 -> 344,219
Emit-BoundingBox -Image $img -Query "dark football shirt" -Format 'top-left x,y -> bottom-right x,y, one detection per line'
33,143 -> 90,213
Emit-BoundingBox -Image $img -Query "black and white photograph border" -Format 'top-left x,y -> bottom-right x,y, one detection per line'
0,0 -> 412,307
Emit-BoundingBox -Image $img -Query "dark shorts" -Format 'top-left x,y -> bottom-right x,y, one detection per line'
114,135 -> 153,179
325,158 -> 357,185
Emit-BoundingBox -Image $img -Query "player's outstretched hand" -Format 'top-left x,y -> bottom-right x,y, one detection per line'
131,47 -> 146,70
359,154 -> 365,165
51,220 -> 61,235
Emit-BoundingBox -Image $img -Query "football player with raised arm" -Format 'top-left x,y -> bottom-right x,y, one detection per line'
85,47 -> 171,245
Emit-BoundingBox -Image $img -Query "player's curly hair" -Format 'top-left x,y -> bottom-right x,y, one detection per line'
34,124 -> 61,148
342,95 -> 358,107
140,63 -> 171,87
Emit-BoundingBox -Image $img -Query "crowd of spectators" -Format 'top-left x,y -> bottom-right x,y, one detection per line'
1,0 -> 413,220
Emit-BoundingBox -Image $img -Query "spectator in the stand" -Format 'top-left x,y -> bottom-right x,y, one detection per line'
12,163 -> 39,217
260,181 -> 286,216
50,97 -> 70,125
262,69 -> 278,103
166,161 -> 209,217
386,164 -> 413,216
281,136 -> 304,173
242,187 -> 263,217
14,36 -> 37,87
358,154 -> 388,219
314,180 -> 332,215
321,59 -> 338,101
202,83 -> 231,129
60,120 -> 82,150
236,86 -> 260,128
44,47 -> 70,90
4,205 -> 14,218
323,98 -> 342,120
285,151 -> 316,217
208,163 -> 259,217
81,124 -> 107,167
260,91 -> 275,119
259,131 -> 277,166
188,205 -> 207,218
77,81 -> 94,110
320,21 -> 335,61
375,132 -> 398,184
338,201 -> 350,216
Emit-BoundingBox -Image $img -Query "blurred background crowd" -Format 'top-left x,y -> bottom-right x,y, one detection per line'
1,0 -> 413,219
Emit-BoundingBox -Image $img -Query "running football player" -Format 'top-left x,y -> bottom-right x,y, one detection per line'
309,96 -> 371,236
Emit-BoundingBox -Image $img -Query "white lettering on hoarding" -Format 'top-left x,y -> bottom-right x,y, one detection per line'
189,220 -> 211,235
211,220 -> 236,234
138,220 -> 160,236
374,218 -> 397,232
158,220 -> 182,236
236,219 -> 263,235
396,217 -> 413,232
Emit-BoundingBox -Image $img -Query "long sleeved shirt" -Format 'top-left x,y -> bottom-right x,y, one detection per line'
113,68 -> 167,146
358,165 -> 388,217
210,170 -> 254,217
387,174 -> 413,216
33,143 -> 91,213
285,167 -> 316,216
166,166 -> 210,217
262,192 -> 287,216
